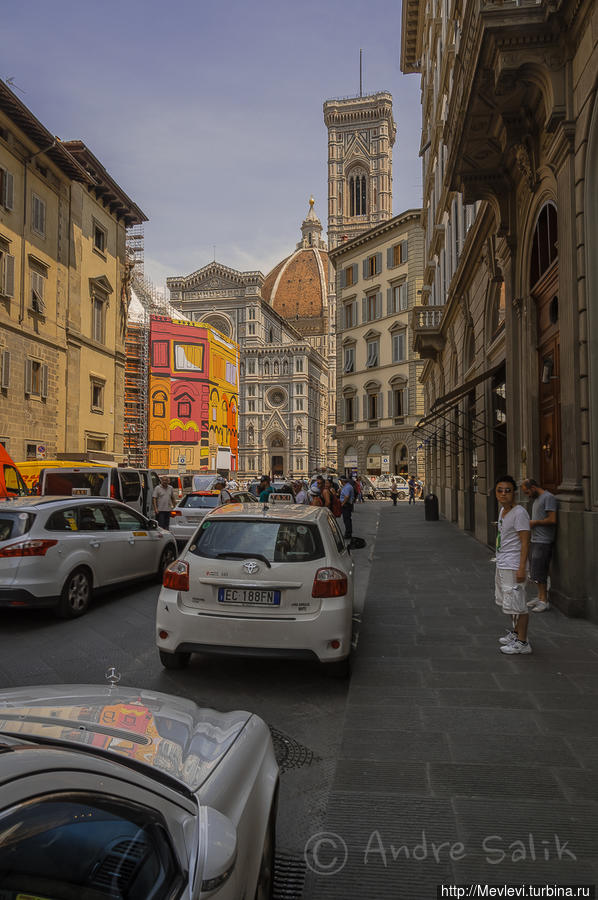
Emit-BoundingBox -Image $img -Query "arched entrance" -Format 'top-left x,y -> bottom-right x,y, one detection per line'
366,443 -> 382,477
269,434 -> 285,477
530,202 -> 561,493
393,442 -> 409,476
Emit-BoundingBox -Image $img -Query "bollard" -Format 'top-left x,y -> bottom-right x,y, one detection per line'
424,493 -> 439,521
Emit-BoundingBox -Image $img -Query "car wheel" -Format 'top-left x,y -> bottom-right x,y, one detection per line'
56,567 -> 92,619
397,491 -> 407,501
159,649 -> 191,670
374,491 -> 384,500
157,544 -> 177,582
323,656 -> 351,678
254,805 -> 276,900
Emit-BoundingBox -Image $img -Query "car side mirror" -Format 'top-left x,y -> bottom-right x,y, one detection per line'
190,808 -> 237,897
147,518 -> 158,530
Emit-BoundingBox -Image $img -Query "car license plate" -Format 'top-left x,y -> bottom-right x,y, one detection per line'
218,588 -> 281,606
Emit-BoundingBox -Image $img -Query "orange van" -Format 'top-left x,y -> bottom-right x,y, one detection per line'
0,446 -> 29,499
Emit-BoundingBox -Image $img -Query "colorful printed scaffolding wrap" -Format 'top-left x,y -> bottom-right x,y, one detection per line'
148,315 -> 239,472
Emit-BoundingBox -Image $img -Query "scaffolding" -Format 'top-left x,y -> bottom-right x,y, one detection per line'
123,225 -> 173,467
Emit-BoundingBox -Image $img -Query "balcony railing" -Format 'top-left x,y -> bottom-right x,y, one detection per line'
412,306 -> 445,361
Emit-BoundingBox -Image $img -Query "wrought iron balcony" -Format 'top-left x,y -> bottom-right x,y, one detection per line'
412,306 -> 445,361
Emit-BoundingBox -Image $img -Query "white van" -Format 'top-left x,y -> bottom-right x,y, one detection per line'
40,467 -> 159,519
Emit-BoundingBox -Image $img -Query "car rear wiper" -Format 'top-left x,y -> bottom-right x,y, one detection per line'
215,552 -> 271,568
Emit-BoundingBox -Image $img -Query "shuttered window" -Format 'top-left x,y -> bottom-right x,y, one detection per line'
32,194 -> 46,236
0,251 -> 15,297
25,359 -> 48,398
0,168 -> 14,210
392,332 -> 406,363
30,269 -> 46,313
1,350 -> 10,389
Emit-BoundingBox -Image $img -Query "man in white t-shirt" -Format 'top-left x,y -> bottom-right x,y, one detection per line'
494,475 -> 532,655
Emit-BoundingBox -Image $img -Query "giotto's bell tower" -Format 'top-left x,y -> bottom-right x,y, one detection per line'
323,91 -> 396,250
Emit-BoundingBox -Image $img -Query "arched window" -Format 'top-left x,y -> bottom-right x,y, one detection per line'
463,327 -> 475,372
248,425 -> 254,443
490,279 -> 506,339
530,202 -> 558,288
269,328 -> 274,343
152,391 -> 167,418
348,168 -> 367,216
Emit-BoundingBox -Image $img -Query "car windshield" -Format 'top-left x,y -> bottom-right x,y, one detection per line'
180,495 -> 219,509
190,519 -> 325,562
0,512 -> 35,542
44,471 -> 108,496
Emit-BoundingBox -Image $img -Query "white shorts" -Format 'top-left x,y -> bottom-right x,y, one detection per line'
495,568 -> 528,615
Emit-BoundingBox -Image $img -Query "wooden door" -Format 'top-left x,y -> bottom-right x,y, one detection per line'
533,264 -> 561,493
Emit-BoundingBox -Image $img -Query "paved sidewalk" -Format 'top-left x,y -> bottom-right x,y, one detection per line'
305,501 -> 598,898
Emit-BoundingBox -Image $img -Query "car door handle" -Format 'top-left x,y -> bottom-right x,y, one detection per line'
89,540 -> 101,549
129,538 -> 135,545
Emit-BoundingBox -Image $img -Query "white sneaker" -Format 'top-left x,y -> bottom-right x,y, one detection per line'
499,630 -> 518,645
527,598 -> 539,608
531,600 -> 550,613
500,640 -> 532,655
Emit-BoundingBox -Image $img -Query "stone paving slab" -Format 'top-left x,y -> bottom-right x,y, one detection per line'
305,503 -> 598,899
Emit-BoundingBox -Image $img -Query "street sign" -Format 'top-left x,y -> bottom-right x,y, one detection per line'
381,455 -> 390,473
37,445 -> 46,459
177,455 -> 186,466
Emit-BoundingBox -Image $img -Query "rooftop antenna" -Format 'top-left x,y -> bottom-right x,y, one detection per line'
359,49 -> 363,97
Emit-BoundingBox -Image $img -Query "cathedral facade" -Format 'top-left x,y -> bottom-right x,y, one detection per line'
166,258 -> 329,479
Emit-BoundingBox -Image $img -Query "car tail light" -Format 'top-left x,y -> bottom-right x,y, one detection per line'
170,509 -> 182,517
0,539 -> 58,558
163,559 -> 189,592
110,483 -> 117,499
312,567 -> 348,598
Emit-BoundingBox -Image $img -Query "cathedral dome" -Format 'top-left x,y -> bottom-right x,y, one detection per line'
263,199 -> 329,323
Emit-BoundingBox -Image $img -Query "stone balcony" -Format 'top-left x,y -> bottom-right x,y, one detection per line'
411,306 -> 445,360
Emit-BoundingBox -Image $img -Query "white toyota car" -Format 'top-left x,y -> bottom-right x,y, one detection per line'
156,504 -> 355,676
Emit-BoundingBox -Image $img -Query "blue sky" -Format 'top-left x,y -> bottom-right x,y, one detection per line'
4,0 -> 422,288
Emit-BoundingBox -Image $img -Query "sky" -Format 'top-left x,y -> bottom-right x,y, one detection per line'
4,0 -> 423,291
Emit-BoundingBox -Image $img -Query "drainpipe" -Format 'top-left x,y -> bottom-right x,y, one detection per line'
19,138 -> 57,324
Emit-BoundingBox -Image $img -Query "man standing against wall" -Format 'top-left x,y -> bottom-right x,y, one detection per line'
521,478 -> 558,613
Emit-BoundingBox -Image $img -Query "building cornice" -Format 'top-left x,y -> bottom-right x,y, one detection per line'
329,209 -> 422,261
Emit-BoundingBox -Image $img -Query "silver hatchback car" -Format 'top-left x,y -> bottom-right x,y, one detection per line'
0,497 -> 177,618
0,680 -> 278,899
170,491 -> 258,547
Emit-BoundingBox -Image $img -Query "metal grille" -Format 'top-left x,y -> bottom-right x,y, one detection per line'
269,727 -> 316,772
273,852 -> 307,899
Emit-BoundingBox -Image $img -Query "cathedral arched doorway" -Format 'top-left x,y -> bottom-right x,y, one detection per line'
530,201 -> 561,493
269,434 -> 286,477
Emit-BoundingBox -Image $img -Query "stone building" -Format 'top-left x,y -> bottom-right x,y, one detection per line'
262,199 -> 336,468
0,79 -> 145,463
330,210 -> 425,478
401,0 -> 598,618
167,261 -> 328,479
